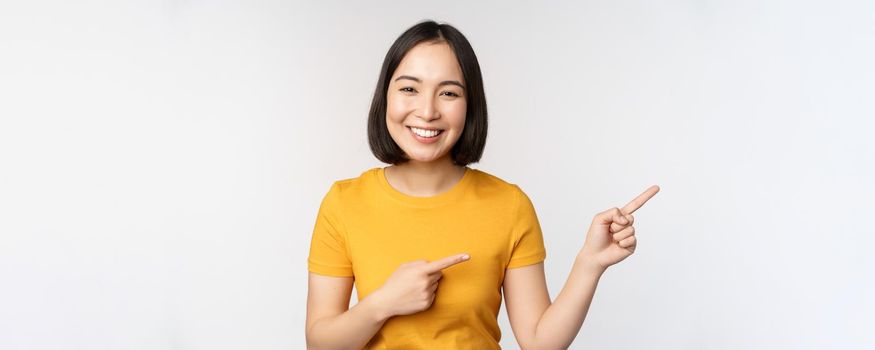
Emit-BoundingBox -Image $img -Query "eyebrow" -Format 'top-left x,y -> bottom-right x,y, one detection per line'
394,75 -> 466,90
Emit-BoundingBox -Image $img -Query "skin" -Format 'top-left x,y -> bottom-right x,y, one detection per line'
305,39 -> 662,350
382,40 -> 469,197
504,186 -> 659,349
305,40 -> 472,350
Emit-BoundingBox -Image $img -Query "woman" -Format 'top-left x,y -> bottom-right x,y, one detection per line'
305,20 -> 659,349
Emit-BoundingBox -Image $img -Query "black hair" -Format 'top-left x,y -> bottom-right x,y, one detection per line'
367,19 -> 487,166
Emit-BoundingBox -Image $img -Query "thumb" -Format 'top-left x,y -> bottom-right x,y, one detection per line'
595,207 -> 624,225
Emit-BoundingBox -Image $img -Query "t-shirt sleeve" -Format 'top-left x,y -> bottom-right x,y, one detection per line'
506,185 -> 547,269
307,181 -> 354,277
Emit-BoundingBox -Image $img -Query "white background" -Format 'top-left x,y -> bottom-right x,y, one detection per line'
1,1 -> 873,349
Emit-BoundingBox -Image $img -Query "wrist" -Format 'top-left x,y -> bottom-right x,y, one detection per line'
575,253 -> 607,275
362,290 -> 393,322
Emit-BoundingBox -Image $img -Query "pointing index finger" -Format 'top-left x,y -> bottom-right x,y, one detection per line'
424,253 -> 470,273
621,185 -> 660,214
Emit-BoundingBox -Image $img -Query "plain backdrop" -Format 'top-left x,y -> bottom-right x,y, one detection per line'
1,1 -> 873,349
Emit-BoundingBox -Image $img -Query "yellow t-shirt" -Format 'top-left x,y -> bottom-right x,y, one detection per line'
307,166 -> 546,349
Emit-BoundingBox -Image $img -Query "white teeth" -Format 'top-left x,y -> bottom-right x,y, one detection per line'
410,127 -> 442,138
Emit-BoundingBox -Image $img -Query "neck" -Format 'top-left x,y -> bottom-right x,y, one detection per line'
384,156 -> 467,197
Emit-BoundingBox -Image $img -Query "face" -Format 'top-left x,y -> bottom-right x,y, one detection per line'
386,41 -> 467,164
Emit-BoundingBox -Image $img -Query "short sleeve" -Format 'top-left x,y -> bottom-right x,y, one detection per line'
307,182 -> 354,277
506,185 -> 547,269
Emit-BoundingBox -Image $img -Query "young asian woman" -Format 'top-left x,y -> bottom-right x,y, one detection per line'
305,19 -> 660,350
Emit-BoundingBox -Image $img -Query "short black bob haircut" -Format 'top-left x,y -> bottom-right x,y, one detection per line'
367,20 -> 487,166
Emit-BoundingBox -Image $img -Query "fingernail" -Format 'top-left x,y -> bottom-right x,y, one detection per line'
462,254 -> 470,260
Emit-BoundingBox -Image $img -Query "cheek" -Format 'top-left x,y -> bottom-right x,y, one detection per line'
385,94 -> 410,122
448,102 -> 467,127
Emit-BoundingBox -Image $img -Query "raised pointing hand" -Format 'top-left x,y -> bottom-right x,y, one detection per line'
581,185 -> 660,270
621,185 -> 660,215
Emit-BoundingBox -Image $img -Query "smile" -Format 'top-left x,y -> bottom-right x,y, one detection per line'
407,126 -> 443,138
407,126 -> 444,144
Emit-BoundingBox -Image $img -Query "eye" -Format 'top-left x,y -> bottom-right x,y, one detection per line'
400,87 -> 416,93
441,91 -> 460,97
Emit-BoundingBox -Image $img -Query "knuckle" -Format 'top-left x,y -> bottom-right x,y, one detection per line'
405,259 -> 425,267
597,208 -> 616,219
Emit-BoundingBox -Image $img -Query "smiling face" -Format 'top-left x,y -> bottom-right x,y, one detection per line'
386,41 -> 467,164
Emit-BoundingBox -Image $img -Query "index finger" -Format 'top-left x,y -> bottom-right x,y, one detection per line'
621,185 -> 660,214
424,253 -> 470,273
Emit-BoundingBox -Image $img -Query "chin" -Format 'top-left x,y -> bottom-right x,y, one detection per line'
402,152 -> 446,164
405,156 -> 440,164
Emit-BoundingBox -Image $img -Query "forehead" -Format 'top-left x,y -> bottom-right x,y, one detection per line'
392,41 -> 465,84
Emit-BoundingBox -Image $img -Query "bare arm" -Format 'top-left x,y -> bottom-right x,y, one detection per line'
502,256 -> 604,350
306,253 -> 471,349
505,186 -> 659,349
305,273 -> 391,350
532,256 -> 605,350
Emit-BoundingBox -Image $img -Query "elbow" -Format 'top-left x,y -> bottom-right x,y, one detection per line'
520,342 -> 549,350
521,343 -> 566,350
518,343 -> 536,350
524,339 -> 572,350
519,340 -> 549,350
305,321 -> 353,350
521,332 -> 569,350
516,330 -> 539,350
305,330 -> 316,350
305,320 -> 324,350
305,336 -> 326,350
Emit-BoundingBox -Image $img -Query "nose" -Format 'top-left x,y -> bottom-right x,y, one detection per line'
416,95 -> 439,121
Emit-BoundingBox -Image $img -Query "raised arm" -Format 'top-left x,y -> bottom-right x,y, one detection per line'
504,185 -> 660,349
503,259 -> 604,350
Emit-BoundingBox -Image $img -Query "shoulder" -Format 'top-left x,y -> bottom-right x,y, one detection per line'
468,167 -> 528,200
324,167 -> 382,199
469,168 -> 541,215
